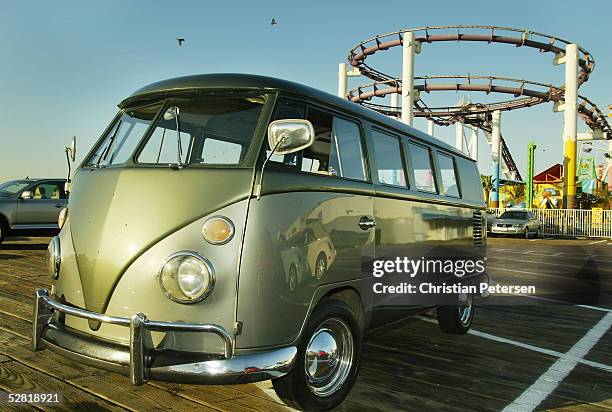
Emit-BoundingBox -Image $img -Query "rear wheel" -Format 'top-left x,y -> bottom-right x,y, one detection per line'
437,293 -> 474,334
272,298 -> 361,411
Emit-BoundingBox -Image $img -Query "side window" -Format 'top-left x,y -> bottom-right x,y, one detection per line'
268,99 -> 306,165
32,182 -> 62,200
372,129 -> 406,187
268,101 -> 367,181
300,109 -> 334,175
406,142 -> 436,193
330,117 -> 367,181
437,153 -> 460,197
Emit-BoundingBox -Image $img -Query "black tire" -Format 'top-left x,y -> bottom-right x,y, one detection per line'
272,298 -> 361,411
0,217 -> 7,245
437,294 -> 474,335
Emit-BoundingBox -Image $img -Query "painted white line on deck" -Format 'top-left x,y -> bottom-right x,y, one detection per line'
416,316 -> 612,373
502,311 -> 612,412
514,293 -> 612,313
589,240 -> 607,244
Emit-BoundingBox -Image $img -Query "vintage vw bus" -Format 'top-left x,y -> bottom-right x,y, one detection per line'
33,74 -> 488,411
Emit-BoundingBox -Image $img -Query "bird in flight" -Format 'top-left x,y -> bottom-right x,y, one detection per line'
270,18 -> 277,26
177,38 -> 185,47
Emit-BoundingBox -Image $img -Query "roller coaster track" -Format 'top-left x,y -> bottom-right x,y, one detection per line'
345,25 -> 611,182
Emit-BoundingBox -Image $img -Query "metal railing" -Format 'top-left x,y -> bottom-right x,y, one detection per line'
487,208 -> 612,239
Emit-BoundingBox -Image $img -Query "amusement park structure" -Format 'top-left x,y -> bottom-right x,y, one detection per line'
338,25 -> 611,209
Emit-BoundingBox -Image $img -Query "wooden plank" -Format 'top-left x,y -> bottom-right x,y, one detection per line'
0,360 -> 127,411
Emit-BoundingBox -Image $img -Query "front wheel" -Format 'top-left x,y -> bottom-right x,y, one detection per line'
272,298 -> 361,411
437,293 -> 474,334
524,227 -> 530,239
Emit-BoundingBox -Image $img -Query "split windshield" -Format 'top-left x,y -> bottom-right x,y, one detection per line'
85,95 -> 265,167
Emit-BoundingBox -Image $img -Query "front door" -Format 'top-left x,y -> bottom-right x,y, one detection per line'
15,181 -> 67,227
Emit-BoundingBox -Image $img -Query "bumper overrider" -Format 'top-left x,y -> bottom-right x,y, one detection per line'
32,288 -> 297,385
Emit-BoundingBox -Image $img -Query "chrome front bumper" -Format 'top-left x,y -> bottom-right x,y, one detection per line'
32,288 -> 296,385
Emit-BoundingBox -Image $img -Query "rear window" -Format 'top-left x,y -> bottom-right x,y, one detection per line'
437,153 -> 460,197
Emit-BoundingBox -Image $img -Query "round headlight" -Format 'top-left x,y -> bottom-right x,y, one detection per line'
58,208 -> 68,229
202,216 -> 234,245
159,252 -> 215,304
47,236 -> 61,279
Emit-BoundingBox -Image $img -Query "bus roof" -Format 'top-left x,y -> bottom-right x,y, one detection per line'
120,73 -> 470,160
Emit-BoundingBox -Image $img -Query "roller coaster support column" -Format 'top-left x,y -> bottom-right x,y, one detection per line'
401,32 -> 419,125
427,119 -> 435,136
491,110 -> 502,208
338,63 -> 361,99
561,43 -> 579,209
391,93 -> 399,119
527,142 -> 537,208
455,121 -> 464,152
469,125 -> 479,161
338,63 -> 348,98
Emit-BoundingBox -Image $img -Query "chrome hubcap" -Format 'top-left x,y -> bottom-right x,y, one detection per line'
458,293 -> 473,325
305,318 -> 353,397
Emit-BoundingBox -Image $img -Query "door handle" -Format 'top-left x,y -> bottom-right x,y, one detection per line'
358,216 -> 376,230
54,204 -> 63,208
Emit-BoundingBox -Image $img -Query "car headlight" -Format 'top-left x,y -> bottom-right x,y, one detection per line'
58,208 -> 68,229
514,224 -> 524,227
47,236 -> 61,279
159,252 -> 215,304
202,216 -> 234,245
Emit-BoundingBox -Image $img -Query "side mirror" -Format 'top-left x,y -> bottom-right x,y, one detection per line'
69,136 -> 77,162
267,119 -> 315,155
20,190 -> 33,200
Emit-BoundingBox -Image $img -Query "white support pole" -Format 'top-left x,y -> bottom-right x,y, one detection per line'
401,32 -> 416,126
561,44 -> 579,209
469,125 -> 479,161
391,93 -> 399,119
491,110 -> 502,208
338,63 -> 348,99
455,121 -> 464,152
427,119 -> 435,136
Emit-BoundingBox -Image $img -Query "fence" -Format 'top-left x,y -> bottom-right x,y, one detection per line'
487,208 -> 612,239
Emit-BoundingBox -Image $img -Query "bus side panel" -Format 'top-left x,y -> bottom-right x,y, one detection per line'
236,189 -> 373,349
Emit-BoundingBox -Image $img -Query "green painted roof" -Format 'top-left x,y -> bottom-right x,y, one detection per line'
120,73 -> 469,159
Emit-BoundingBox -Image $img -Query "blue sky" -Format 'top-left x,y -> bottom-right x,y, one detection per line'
0,0 -> 610,182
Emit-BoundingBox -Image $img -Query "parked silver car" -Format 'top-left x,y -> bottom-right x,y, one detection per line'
0,178 -> 68,243
491,209 -> 541,238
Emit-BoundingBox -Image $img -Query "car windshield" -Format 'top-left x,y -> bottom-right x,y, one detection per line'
499,211 -> 527,220
0,180 -> 30,195
85,102 -> 164,167
137,96 -> 265,166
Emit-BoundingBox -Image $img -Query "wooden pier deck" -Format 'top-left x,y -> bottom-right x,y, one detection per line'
0,236 -> 611,411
